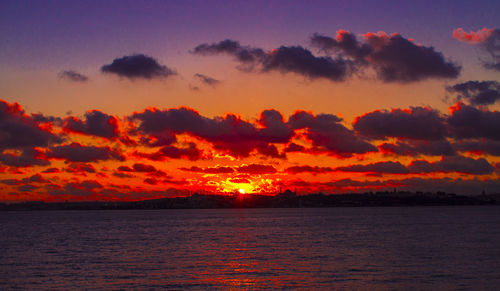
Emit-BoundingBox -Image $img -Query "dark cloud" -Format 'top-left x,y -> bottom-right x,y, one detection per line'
144,178 -> 158,185
194,73 -> 220,86
58,70 -> 88,82
284,142 -> 306,153
258,109 -> 294,143
453,140 -> 500,156
179,166 -> 234,174
236,164 -> 277,174
284,165 -> 334,175
336,161 -> 410,174
31,113 -> 62,125
64,110 -> 119,139
289,110 -> 377,157
408,155 -> 494,175
447,103 -> 500,140
0,100 -> 62,150
447,80 -> 500,106
364,33 -> 460,82
139,131 -> 176,147
131,107 -> 293,158
18,184 -> 37,192
354,107 -> 446,140
65,163 -> 96,174
118,163 -> 156,173
324,178 -> 384,188
46,143 -> 124,162
311,30 -> 372,60
0,148 -> 50,167
192,39 -> 265,65
228,177 -> 251,184
193,39 -> 350,81
42,167 -> 60,173
326,177 -> 500,195
49,180 -> 103,196
482,30 -> 500,71
1,174 -> 48,187
256,143 -> 285,159
312,30 -> 461,82
117,163 -> 167,177
379,140 -> 455,156
133,143 -> 203,161
262,46 -> 350,81
101,54 -> 177,80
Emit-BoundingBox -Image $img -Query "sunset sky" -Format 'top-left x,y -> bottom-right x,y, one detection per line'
1,0 -> 500,202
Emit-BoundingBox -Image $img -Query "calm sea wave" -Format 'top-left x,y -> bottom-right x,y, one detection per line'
1,206 -> 500,290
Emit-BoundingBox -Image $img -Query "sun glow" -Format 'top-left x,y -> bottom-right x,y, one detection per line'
238,188 -> 245,194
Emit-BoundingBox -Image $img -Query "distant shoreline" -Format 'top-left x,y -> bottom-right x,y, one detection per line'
1,191 -> 499,211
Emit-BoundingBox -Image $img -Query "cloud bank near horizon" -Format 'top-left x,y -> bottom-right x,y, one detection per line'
1,97 -> 499,202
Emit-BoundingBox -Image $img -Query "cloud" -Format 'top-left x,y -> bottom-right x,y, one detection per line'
408,155 -> 494,175
312,30 -> 461,82
179,166 -> 234,174
101,54 -> 177,80
194,73 -> 220,86
117,163 -> 167,177
65,163 -> 96,174
353,107 -> 446,140
336,161 -> 410,174
284,165 -> 334,174
118,163 -> 156,173
447,80 -> 500,106
289,110 -> 377,157
130,107 -> 293,158
452,28 -> 494,43
453,140 -> 500,156
63,110 -> 120,139
448,103 -> 500,140
193,39 -> 350,81
46,143 -> 124,162
379,140 -> 455,156
284,142 -> 306,153
49,180 -> 103,196
42,167 -> 60,173
335,155 -> 493,175
58,70 -> 89,82
0,148 -> 50,167
261,46 -> 350,81
453,28 -> 500,72
192,39 -> 265,64
325,177 -> 500,195
482,30 -> 500,71
0,100 -> 62,150
311,30 -> 371,59
133,143 -> 203,161
324,178 -> 384,188
236,164 -> 277,174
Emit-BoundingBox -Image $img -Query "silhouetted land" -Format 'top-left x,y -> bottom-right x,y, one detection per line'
1,190 -> 499,211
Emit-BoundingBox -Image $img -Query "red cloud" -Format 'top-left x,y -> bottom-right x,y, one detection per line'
453,28 -> 494,43
47,142 -> 124,162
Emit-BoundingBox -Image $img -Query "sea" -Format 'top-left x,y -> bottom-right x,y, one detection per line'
1,206 -> 500,290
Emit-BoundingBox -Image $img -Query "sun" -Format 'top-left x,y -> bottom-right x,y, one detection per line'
238,188 -> 245,194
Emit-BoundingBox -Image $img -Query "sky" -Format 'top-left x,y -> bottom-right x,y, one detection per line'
1,0 -> 500,202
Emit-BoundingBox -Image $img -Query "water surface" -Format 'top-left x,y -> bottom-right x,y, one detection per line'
1,206 -> 500,289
